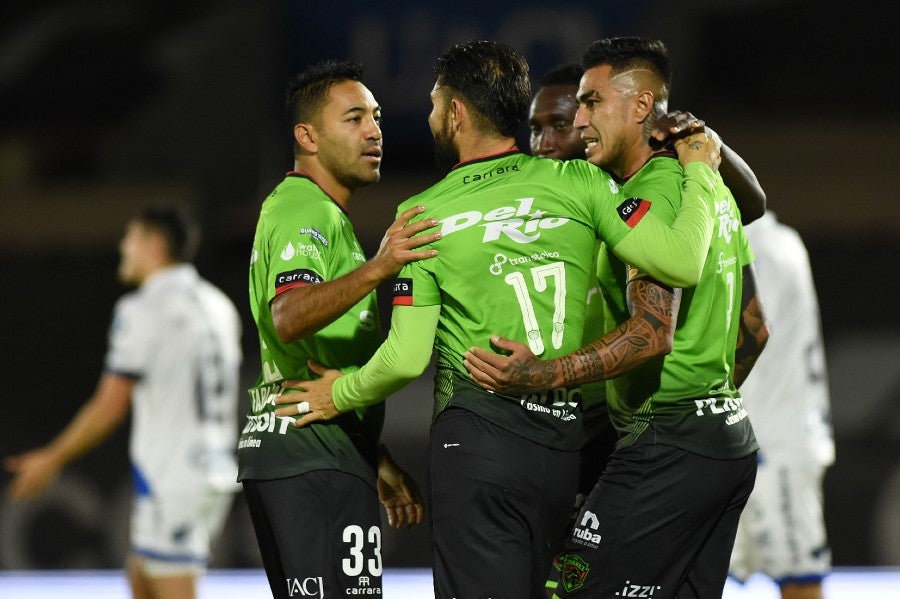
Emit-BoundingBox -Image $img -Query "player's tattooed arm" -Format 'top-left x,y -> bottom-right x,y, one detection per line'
557,274 -> 679,387
733,264 -> 769,388
464,270 -> 680,394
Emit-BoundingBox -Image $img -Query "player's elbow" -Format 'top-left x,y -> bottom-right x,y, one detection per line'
274,322 -> 291,344
756,320 -> 770,355
658,266 -> 701,289
740,188 -> 767,225
647,256 -> 704,289
273,319 -> 299,345
392,354 -> 429,383
652,323 -> 676,359
627,312 -> 676,363
658,335 -> 675,358
271,310 -> 317,344
270,289 -> 320,344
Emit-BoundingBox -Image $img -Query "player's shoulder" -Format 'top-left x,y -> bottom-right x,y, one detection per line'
198,278 -> 242,324
645,153 -> 682,170
631,154 -> 683,184
109,288 -> 152,331
622,155 -> 684,207
113,289 -> 142,313
198,276 -> 238,306
265,175 -> 332,209
747,212 -> 804,247
545,158 -> 619,197
550,156 -> 603,177
261,177 -> 342,228
397,189 -> 428,214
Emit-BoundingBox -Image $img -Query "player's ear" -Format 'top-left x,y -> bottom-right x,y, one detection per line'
294,122 -> 317,154
633,90 -> 655,124
449,97 -> 467,132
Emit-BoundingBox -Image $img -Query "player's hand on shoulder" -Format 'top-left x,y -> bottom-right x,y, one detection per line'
674,132 -> 721,172
650,110 -> 704,150
371,205 -> 441,279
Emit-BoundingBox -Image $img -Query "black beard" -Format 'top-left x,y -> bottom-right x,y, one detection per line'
433,135 -> 459,175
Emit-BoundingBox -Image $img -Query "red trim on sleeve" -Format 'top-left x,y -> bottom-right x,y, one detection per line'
626,200 -> 651,228
275,281 -> 311,296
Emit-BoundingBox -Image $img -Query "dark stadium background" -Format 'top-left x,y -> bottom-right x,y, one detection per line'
1,0 -> 897,570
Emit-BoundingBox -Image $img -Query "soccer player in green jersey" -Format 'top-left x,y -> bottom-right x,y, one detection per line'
237,60 -> 440,598
528,62 -> 769,545
464,37 -> 770,598
529,63 -> 587,161
529,63 -> 622,549
274,41 -> 721,598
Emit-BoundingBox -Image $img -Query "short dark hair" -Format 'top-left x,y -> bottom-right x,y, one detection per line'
537,63 -> 583,88
434,40 -> 531,138
581,37 -> 672,96
136,205 -> 199,263
285,59 -> 365,127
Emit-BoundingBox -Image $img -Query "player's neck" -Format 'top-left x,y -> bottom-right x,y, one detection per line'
293,159 -> 352,209
616,139 -> 656,180
456,135 -> 517,164
139,260 -> 177,286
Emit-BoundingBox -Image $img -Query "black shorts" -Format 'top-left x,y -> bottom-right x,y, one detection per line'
430,408 -> 580,599
550,416 -> 619,557
578,413 -> 618,497
547,442 -> 757,598
242,470 -> 382,598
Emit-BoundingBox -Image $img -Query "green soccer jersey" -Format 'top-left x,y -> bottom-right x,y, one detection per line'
237,174 -> 384,484
601,156 -> 758,459
392,150 -> 716,451
579,242 -> 617,440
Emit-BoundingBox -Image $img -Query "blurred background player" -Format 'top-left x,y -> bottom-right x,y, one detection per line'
730,210 -> 836,599
5,205 -> 243,599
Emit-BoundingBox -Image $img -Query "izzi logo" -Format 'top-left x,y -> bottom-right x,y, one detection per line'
615,580 -> 663,597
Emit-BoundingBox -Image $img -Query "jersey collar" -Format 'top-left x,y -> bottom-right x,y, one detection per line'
450,147 -> 522,172
285,171 -> 351,217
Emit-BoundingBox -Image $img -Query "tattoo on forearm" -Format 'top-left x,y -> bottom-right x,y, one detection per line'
503,357 -> 557,395
556,278 -> 677,388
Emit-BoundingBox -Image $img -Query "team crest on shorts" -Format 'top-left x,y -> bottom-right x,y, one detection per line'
558,553 -> 590,592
